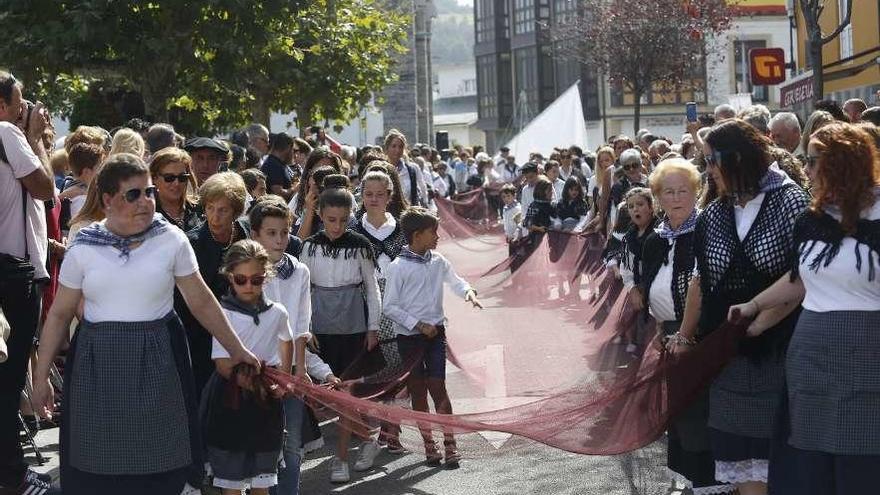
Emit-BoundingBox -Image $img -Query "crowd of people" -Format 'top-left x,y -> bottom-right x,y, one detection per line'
1,64 -> 880,495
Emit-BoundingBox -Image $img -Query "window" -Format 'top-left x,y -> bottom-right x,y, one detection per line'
513,0 -> 535,35
553,0 -> 575,25
839,0 -> 853,60
514,47 -> 539,119
476,0 -> 496,43
733,39 -> 768,102
477,55 -> 498,119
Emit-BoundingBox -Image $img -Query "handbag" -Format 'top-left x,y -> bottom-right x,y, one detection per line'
0,145 -> 36,286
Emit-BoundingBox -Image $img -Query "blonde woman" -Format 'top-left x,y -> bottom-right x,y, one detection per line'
109,128 -> 146,158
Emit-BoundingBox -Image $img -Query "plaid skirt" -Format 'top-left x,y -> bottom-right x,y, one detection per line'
61,312 -> 202,494
786,309 -> 880,455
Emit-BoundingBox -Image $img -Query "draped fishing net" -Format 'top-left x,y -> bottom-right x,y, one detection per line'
253,193 -> 750,491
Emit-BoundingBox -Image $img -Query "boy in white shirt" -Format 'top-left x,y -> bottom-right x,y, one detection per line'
500,183 -> 522,244
382,208 -> 482,468
248,195 -> 341,493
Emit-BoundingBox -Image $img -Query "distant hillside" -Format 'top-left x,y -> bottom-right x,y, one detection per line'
432,0 -> 474,65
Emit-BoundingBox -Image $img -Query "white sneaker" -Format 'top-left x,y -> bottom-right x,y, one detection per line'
353,440 -> 381,471
179,482 -> 201,495
330,456 -> 351,483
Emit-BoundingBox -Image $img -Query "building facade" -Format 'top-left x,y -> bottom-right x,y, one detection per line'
785,0 -> 880,116
474,0 -> 802,150
380,0 -> 437,146
473,0 -> 600,151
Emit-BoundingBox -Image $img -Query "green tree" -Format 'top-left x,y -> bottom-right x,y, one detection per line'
0,0 -> 408,131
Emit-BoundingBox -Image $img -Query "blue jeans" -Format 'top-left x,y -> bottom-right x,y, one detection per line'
271,397 -> 306,495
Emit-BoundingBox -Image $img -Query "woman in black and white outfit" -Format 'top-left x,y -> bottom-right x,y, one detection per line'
641,158 -> 734,494
31,154 -> 259,495
674,119 -> 809,495
731,122 -> 880,494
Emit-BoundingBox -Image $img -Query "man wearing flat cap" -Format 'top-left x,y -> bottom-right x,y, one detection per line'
184,137 -> 229,184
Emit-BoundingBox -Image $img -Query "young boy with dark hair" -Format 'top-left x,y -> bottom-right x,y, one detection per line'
382,207 -> 482,468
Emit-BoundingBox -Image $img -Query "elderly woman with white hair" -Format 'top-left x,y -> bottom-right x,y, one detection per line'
608,148 -> 648,221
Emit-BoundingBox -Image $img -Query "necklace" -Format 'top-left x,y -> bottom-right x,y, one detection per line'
209,225 -> 234,248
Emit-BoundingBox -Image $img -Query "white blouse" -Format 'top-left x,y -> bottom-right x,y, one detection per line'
59,225 -> 198,322
262,254 -> 312,341
214,304 -> 292,366
801,200 -> 880,312
648,240 -> 677,323
360,213 -> 397,276
733,192 -> 766,241
299,238 -> 382,331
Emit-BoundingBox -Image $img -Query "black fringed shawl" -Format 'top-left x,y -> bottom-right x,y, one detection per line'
640,230 -> 696,323
791,209 -> 880,282
304,230 -> 376,264
619,218 -> 658,284
352,215 -> 406,268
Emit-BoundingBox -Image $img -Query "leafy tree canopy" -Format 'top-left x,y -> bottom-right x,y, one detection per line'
0,0 -> 408,133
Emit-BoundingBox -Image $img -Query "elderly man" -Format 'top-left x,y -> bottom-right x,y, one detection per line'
739,104 -> 772,135
843,98 -> 868,123
245,123 -> 270,157
714,103 -> 737,121
648,139 -> 670,168
184,136 -> 230,184
769,112 -> 802,155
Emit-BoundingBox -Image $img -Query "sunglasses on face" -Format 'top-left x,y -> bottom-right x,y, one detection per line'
623,163 -> 640,171
231,274 -> 266,286
160,173 -> 191,184
704,150 -> 724,168
122,186 -> 157,203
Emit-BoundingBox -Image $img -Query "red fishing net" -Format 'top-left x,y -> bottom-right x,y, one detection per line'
258,191 -> 749,463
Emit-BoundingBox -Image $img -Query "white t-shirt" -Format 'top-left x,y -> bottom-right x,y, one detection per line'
0,122 -> 48,279
69,194 -> 86,220
59,225 -> 199,322
801,201 -> 880,312
214,304 -> 292,366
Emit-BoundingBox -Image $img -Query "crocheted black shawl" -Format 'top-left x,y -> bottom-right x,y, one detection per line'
694,183 -> 809,356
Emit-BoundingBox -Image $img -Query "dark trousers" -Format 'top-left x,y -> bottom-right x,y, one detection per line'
0,278 -> 40,486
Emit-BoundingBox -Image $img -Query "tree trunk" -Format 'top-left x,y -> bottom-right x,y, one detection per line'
251,90 -> 272,128
632,90 -> 642,136
296,104 -> 313,136
140,85 -> 169,123
807,34 -> 824,103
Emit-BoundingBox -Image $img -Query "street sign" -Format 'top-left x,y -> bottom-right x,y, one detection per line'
780,71 -> 815,107
749,48 -> 786,85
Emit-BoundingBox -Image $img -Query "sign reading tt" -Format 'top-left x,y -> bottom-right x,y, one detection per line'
749,48 -> 786,85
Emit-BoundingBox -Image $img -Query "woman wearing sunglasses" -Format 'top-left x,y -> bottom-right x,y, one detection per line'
149,147 -> 203,232
31,153 -> 260,495
682,119 -> 809,495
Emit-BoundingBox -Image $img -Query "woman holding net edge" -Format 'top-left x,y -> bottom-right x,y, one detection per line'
31,154 -> 259,495
670,119 -> 809,495
640,158 -> 734,495
728,123 -> 880,495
